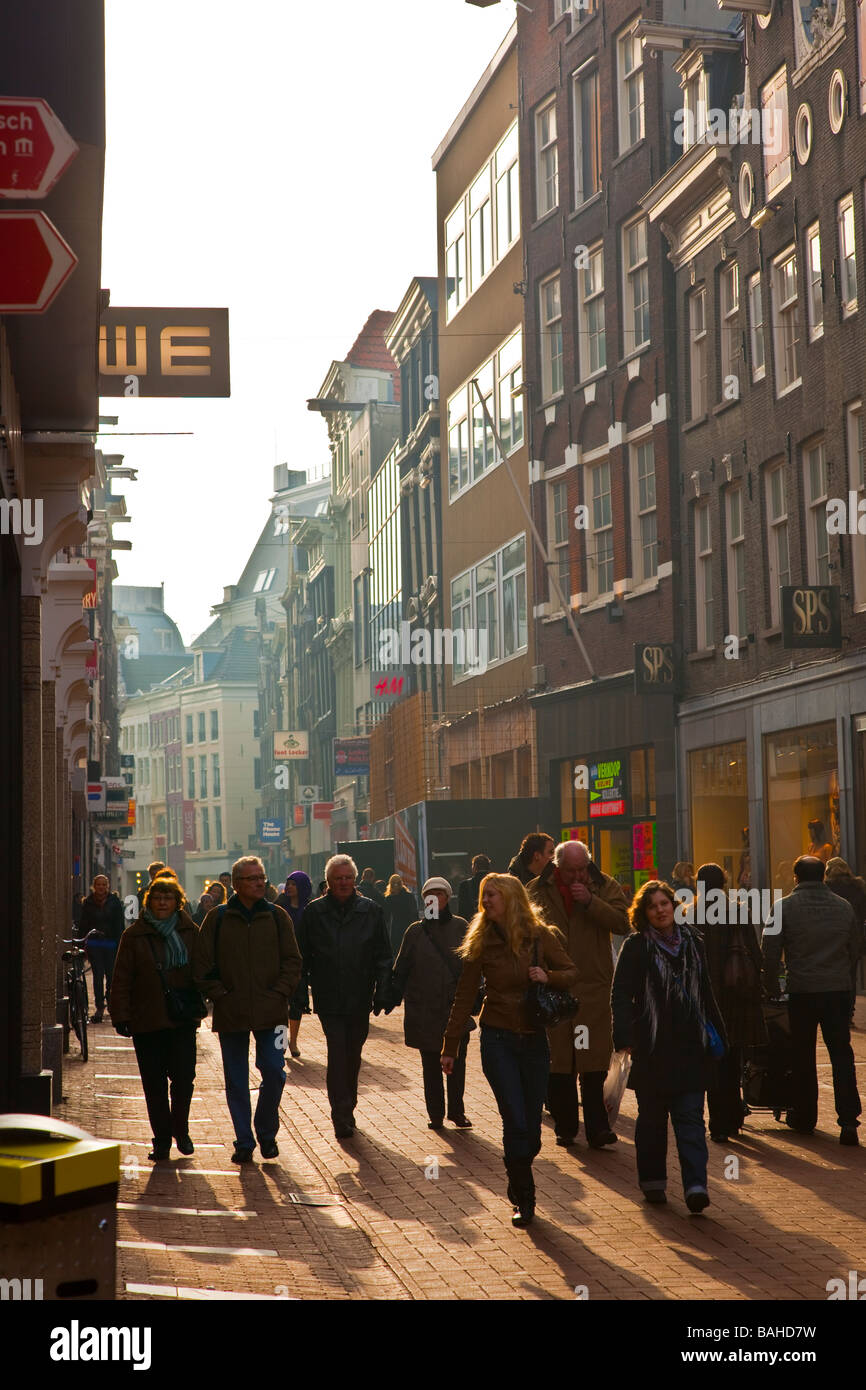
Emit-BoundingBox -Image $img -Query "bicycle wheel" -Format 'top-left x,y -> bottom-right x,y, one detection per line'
73,977 -> 89,1062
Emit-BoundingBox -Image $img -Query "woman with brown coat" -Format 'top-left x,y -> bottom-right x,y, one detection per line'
442,874 -> 578,1227
109,877 -> 203,1161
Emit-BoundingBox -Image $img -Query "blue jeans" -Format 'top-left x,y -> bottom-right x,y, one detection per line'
219,1028 -> 286,1150
634,1086 -> 708,1196
480,1026 -> 550,1163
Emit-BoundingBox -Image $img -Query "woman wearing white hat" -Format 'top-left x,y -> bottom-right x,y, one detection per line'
391,878 -> 474,1130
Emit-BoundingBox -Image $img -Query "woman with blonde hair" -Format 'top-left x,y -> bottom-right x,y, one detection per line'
383,871 -> 418,956
442,873 -> 578,1227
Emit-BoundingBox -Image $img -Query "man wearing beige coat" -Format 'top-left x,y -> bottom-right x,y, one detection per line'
528,840 -> 630,1148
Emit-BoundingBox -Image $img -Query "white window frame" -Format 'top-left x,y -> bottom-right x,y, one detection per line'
623,215 -> 650,357
445,202 -> 466,323
550,480 -> 571,606
631,439 -> 658,585
682,68 -> 709,152
806,222 -> 824,341
765,463 -> 790,628
838,193 -> 858,317
803,437 -> 830,585
726,486 -> 747,640
719,262 -> 740,396
539,273 -> 564,401
771,246 -> 801,397
573,65 -> 601,209
689,287 -> 707,420
535,97 -> 559,218
748,272 -> 766,382
450,533 -> 528,679
469,166 -> 493,294
443,122 -> 519,324
448,329 -> 525,502
695,502 -> 714,650
576,241 -> 605,382
761,67 -> 792,200
617,22 -> 645,156
586,459 -> 614,600
498,329 -> 524,459
495,124 -> 519,258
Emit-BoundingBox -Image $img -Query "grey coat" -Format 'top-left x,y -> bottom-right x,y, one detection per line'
391,912 -> 472,1052
762,882 -> 860,996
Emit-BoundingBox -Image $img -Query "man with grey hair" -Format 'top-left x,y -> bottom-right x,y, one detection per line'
297,853 -> 393,1137
528,839 -> 629,1148
194,855 -> 302,1163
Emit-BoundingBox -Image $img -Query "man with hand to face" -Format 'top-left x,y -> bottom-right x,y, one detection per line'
528,840 -> 629,1148
296,855 -> 393,1138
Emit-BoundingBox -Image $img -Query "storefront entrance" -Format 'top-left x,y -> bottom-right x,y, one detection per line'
557,747 -> 657,896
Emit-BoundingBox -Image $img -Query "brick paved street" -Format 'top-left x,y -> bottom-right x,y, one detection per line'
56,998 -> 866,1302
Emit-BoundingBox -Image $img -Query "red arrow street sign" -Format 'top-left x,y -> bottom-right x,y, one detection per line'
0,97 -> 79,198
0,211 -> 78,312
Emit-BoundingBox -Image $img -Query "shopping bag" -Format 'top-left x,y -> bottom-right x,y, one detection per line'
602,1049 -> 632,1126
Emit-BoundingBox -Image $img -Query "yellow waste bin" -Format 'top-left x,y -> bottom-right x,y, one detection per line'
0,1114 -> 120,1300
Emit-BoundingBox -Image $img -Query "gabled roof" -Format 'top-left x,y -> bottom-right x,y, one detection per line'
345,310 -> 399,375
208,626 -> 260,683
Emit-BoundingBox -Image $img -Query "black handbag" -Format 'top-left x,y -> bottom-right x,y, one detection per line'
147,936 -> 207,1024
524,938 -> 579,1030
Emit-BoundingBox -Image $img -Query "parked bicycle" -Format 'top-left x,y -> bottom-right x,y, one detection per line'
62,935 -> 92,1062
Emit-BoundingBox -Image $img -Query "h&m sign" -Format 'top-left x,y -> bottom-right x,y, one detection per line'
781,586 -> 842,648
634,641 -> 677,694
98,307 -> 230,397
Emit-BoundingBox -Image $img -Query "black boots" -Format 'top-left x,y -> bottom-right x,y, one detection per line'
506,1158 -> 536,1227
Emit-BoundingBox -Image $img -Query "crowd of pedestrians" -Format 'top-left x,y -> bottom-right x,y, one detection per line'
72,831 -> 864,1227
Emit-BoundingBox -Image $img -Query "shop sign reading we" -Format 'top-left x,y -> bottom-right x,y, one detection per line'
98,307 -> 230,397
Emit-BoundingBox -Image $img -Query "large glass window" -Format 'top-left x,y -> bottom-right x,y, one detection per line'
806,222 -> 824,340
765,724 -> 840,881
540,274 -> 563,399
588,460 -> 614,598
551,480 -> 570,600
632,441 -> 657,583
748,272 -> 766,381
765,462 -> 790,628
535,98 -> 559,217
623,217 -> 650,355
726,487 -> 747,638
450,535 -> 527,678
577,242 -> 605,380
719,263 -> 740,394
772,246 -> 801,395
689,287 -> 707,419
495,124 -> 519,256
469,166 -> 493,292
695,502 -> 714,649
689,742 -> 750,887
445,203 -> 466,321
618,23 -> 645,154
804,437 -> 830,584
448,330 -> 524,500
761,67 -> 791,199
498,330 -> 524,456
573,66 -> 601,208
838,194 -> 858,317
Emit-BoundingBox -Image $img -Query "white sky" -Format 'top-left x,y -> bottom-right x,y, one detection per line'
103,0 -> 514,645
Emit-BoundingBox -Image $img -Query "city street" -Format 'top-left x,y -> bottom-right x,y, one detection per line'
57,999 -> 866,1302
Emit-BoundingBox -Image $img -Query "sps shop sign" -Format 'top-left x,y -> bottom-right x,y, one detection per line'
634,641 -> 677,694
781,586 -> 842,648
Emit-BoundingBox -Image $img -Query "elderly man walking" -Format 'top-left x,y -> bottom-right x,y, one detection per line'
762,854 -> 862,1144
528,840 -> 630,1147
194,856 -> 302,1163
297,854 -> 393,1138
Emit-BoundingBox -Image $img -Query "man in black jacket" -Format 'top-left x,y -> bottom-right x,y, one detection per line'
507,833 -> 555,886
297,854 -> 393,1138
457,854 -> 492,920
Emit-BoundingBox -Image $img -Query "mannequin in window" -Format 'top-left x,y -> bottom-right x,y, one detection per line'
806,819 -> 833,864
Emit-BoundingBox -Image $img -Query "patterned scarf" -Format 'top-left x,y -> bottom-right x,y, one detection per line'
641,926 -> 706,1053
143,909 -> 187,968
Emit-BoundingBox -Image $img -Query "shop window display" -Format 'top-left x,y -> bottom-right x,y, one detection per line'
688,741 -> 749,886
764,723 -> 840,883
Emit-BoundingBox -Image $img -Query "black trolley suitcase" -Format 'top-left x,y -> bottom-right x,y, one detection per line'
742,999 -> 793,1121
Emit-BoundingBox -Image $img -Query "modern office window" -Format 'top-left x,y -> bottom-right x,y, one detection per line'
726,487 -> 747,638
804,438 -> 830,584
214,806 -> 223,850
448,330 -> 524,500
448,391 -> 469,496
587,460 -> 614,599
210,709 -> 218,741
632,441 -> 658,583
551,480 -> 571,601
719,262 -> 740,393
185,713 -> 193,744
761,67 -> 791,199
689,287 -> 707,419
573,67 -> 601,208
765,463 -> 790,628
201,808 -> 210,853
535,98 -> 559,217
838,194 -> 858,316
212,754 -> 221,798
495,124 -> 519,256
445,203 -> 466,321
806,222 -> 824,340
450,535 -> 527,677
748,272 -> 765,381
539,274 -> 564,400
199,755 -> 207,799
187,758 -> 195,799
498,330 -> 524,456
618,22 -> 645,154
472,359 -> 496,482
695,503 -> 713,649
469,166 -> 493,292
198,711 -> 206,742
623,217 -> 650,355
772,247 -> 801,395
577,242 -> 606,380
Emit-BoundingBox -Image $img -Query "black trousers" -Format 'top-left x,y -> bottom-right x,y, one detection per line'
319,1013 -> 370,1128
133,1025 -> 197,1146
707,1046 -> 745,1136
420,1033 -> 469,1123
788,991 -> 861,1129
547,1068 -> 608,1142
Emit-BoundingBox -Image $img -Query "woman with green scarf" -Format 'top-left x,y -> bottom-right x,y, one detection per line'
110,875 -> 202,1160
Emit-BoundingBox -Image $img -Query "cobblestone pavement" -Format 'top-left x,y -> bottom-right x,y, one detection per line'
56,996 -> 866,1302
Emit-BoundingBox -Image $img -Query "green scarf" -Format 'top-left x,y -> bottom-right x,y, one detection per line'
143,909 -> 187,968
